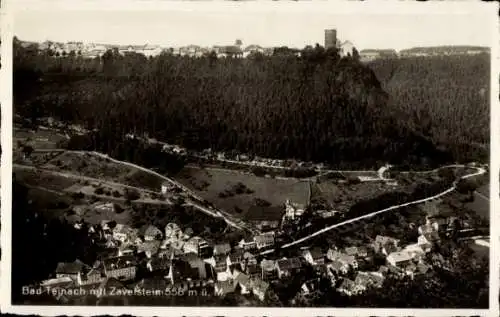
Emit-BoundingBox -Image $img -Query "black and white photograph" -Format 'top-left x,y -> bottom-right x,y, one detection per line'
3,0 -> 497,314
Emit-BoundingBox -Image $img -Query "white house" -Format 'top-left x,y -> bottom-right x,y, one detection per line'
386,251 -> 414,268
339,41 -> 356,57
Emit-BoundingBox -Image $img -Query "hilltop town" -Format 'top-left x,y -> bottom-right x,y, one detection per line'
16,28 -> 490,63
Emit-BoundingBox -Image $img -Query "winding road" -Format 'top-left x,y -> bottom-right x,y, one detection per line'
26,148 -> 487,241
259,165 -> 487,255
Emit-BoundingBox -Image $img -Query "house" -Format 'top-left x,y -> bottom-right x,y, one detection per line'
275,257 -> 302,279
180,253 -> 207,280
300,278 -> 321,297
146,256 -> 172,276
245,262 -> 261,279
103,255 -> 137,281
234,272 -> 252,294
137,240 -> 161,258
337,278 -> 357,296
142,225 -> 163,241
227,249 -> 244,267
344,246 -> 369,260
254,233 -> 275,250
214,280 -> 237,297
403,243 -> 426,260
418,218 -> 439,235
260,259 -> 277,281
165,223 -> 183,240
243,44 -> 264,57
327,249 -> 358,269
213,243 -> 231,256
112,224 -> 131,243
417,235 -> 433,253
183,236 -> 211,257
378,265 -> 389,275
339,40 -> 356,57
170,239 -> 186,252
418,218 -> 441,244
207,254 -> 230,281
302,248 -> 325,265
56,260 -> 102,286
354,271 -> 385,292
373,235 -> 400,255
238,237 -> 257,251
285,199 -> 306,220
41,276 -> 74,290
327,260 -> 350,276
161,182 -> 176,195
94,202 -> 115,213
386,251 -> 414,268
55,260 -> 86,282
251,278 -> 270,301
157,246 -> 183,259
217,45 -> 243,58
117,244 -> 136,257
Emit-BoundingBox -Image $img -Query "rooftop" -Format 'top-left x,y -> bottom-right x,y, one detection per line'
103,255 -> 137,271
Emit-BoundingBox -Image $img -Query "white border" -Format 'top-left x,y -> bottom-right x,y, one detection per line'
1,1 -> 499,316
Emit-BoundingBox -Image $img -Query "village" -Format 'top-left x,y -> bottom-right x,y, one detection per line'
28,191 -> 481,306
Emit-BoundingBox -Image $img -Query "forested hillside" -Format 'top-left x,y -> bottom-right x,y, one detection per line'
368,54 -> 490,162
14,39 -> 489,169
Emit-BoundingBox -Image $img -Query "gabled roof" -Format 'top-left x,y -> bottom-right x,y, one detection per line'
215,280 -> 237,295
133,278 -> 170,290
251,278 -> 270,293
306,248 -> 324,260
213,243 -> 231,255
55,259 -> 87,274
261,259 -> 276,271
148,256 -> 172,271
234,272 -> 251,287
244,44 -> 263,51
375,235 -> 399,245
246,263 -> 260,275
387,251 -> 413,264
137,240 -> 161,255
103,255 -> 136,271
228,249 -> 244,262
254,233 -> 275,244
344,247 -> 359,256
276,257 -> 302,271
339,278 -> 355,290
143,225 -> 163,238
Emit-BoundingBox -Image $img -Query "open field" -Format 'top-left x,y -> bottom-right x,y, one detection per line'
39,151 -> 168,192
314,180 -> 409,213
466,185 -> 490,220
14,168 -> 76,191
121,169 -> 164,191
42,151 -> 135,179
175,166 -> 310,217
14,127 -> 67,150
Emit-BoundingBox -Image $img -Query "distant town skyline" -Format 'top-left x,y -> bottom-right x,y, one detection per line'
13,9 -> 494,51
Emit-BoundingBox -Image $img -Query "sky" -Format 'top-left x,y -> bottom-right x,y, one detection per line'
13,5 -> 495,51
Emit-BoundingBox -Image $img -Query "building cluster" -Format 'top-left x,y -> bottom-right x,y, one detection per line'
21,28 -> 360,61
34,195 -> 466,305
358,46 -> 490,63
35,219 -> 285,303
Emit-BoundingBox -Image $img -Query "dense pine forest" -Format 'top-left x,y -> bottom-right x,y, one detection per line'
14,38 -> 490,169
368,54 -> 490,162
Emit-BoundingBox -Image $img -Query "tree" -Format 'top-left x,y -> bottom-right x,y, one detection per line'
352,47 -> 360,62
22,145 -> 34,158
125,188 -> 141,201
